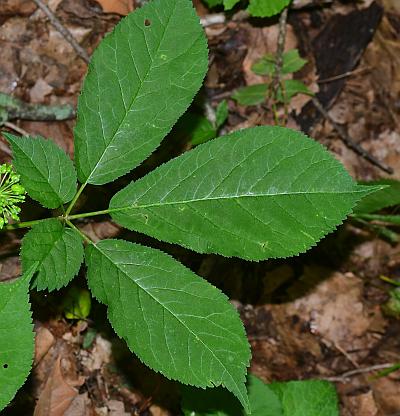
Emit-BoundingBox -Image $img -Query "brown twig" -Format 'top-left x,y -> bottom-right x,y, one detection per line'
31,0 -> 90,64
312,97 -> 393,174
320,363 -> 396,383
3,121 -> 29,137
271,7 -> 289,124
317,66 -> 370,84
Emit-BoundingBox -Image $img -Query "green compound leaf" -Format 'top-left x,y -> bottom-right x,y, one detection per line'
110,126 -> 374,261
0,263 -> 37,412
21,219 -> 84,291
74,0 -> 208,185
181,376 -> 338,416
86,239 -> 250,412
232,84 -> 268,106
247,0 -> 291,17
4,133 -> 77,209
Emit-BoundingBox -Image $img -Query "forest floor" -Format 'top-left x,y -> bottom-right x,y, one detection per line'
1,0 -> 400,415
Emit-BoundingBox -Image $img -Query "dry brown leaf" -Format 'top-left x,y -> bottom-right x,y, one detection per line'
343,391 -> 379,416
34,326 -> 55,365
64,393 -> 93,416
0,0 -> 36,16
95,0 -> 134,15
108,400 -> 130,416
30,78 -> 53,103
34,356 -> 84,416
286,268 -> 384,352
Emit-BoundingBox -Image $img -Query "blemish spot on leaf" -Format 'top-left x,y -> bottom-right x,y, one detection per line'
3,364 -> 8,369
144,18 -> 151,26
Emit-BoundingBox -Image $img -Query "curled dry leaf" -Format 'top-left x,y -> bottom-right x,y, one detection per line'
33,356 -> 85,416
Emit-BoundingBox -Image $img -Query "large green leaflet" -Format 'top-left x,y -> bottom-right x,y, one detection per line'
21,219 -> 84,291
5,134 -> 77,209
85,239 -> 251,412
181,376 -> 338,415
110,126 -> 372,261
74,0 -> 208,185
0,264 -> 37,412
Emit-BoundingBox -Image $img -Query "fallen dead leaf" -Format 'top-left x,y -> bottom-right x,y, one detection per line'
372,374 -> 400,415
95,0 -> 134,15
80,335 -> 112,372
342,391 -> 379,416
30,78 -> 54,103
34,326 -> 56,365
0,0 -> 36,16
108,400 -> 130,416
286,268 -> 385,353
34,356 -> 85,416
64,393 -> 93,416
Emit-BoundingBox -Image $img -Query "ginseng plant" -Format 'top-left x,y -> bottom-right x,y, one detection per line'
0,0 -> 378,412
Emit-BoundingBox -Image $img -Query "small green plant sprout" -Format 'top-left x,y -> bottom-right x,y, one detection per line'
0,0 -> 381,413
0,163 -> 25,229
233,48 -> 314,111
176,100 -> 229,145
203,0 -> 291,18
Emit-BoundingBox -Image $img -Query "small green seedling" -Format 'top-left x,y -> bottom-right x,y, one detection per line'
176,100 -> 229,145
233,48 -> 314,111
0,0 -> 378,413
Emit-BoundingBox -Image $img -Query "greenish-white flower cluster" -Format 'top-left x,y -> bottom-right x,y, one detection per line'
0,164 -> 25,229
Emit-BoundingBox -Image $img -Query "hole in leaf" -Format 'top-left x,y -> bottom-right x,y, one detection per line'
3,364 -> 8,369
144,19 -> 151,26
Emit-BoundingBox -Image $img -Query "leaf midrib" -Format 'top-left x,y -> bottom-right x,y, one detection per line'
94,243 -> 247,404
114,188 -> 367,211
86,0 -> 178,183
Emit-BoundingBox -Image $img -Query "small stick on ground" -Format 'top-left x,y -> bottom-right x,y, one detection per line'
271,7 -> 289,124
200,13 -> 226,27
321,363 -> 396,383
312,97 -> 393,174
3,121 -> 29,137
32,0 -> 90,64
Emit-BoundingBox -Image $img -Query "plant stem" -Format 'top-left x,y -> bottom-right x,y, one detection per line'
66,219 -> 93,244
65,182 -> 87,216
3,218 -> 45,230
67,208 -> 118,220
270,6 -> 288,124
352,213 -> 400,225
